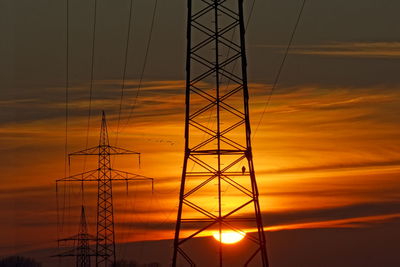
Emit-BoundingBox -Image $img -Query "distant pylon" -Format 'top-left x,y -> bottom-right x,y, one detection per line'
57,111 -> 154,267
76,206 -> 93,267
172,0 -> 269,266
53,205 -> 98,267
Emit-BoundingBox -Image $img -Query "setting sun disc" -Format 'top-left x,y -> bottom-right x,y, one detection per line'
212,231 -> 246,244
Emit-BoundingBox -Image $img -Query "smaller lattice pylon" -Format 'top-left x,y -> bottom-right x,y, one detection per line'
52,206 -> 98,267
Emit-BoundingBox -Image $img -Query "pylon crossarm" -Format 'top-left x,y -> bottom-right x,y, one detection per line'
69,145 -> 140,156
185,171 -> 244,177
111,169 -> 153,182
56,169 -> 98,183
69,146 -> 100,156
58,234 -> 80,241
51,248 -> 76,257
51,247 -> 99,257
108,146 -> 140,156
109,146 -> 141,167
58,236 -> 99,244
190,149 -> 246,155
52,250 -> 99,258
111,169 -> 154,192
181,217 -> 256,223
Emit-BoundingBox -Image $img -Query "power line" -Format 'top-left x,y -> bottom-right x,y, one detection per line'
121,0 -> 158,131
83,0 -> 99,167
58,0 -> 70,243
247,0 -> 257,27
111,2 -> 158,256
64,0 -> 69,180
253,0 -> 306,138
113,0 -> 137,251
115,0 -> 135,146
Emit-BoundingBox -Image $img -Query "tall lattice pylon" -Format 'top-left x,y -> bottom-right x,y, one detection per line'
57,111 -> 153,267
172,0 -> 269,266
53,206 -> 98,267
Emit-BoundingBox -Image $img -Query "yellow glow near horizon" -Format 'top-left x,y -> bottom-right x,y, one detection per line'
212,231 -> 246,244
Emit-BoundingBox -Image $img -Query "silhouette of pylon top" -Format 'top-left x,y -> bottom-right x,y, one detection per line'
68,111 -> 142,162
52,206 -> 98,258
77,206 -> 91,241
57,111 -> 153,185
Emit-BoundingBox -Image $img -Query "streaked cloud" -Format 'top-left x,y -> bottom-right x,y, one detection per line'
295,42 -> 400,58
1,78 -> 400,256
256,42 -> 400,58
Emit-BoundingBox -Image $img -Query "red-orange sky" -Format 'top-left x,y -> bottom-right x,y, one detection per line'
1,0 -> 400,266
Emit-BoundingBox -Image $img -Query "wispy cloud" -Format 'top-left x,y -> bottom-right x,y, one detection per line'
2,78 -> 400,255
296,42 -> 400,58
256,42 -> 400,58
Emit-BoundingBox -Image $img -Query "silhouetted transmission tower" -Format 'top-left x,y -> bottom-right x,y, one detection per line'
53,206 -> 98,267
172,0 -> 269,266
57,111 -> 153,267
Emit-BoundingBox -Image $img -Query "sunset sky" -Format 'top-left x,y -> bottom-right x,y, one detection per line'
1,0 -> 400,266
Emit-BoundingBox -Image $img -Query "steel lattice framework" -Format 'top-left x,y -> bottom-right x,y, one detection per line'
53,206 -> 98,267
172,0 -> 269,266
57,112 -> 153,267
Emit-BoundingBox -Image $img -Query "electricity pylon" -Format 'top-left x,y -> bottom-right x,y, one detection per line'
57,111 -> 153,267
53,205 -> 98,267
172,0 -> 269,266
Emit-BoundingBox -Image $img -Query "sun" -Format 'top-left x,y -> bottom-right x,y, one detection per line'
212,231 -> 246,244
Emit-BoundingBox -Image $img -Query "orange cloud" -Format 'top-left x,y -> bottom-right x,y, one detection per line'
273,42 -> 400,58
1,79 -> 400,256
